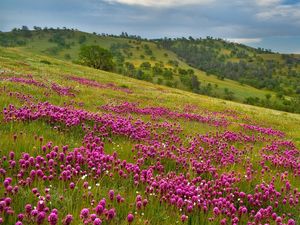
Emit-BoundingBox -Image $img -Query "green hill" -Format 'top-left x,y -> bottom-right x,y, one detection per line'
0,27 -> 299,113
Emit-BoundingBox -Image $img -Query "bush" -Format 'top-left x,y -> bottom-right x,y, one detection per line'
79,45 -> 114,71
40,60 -> 51,65
78,35 -> 87,44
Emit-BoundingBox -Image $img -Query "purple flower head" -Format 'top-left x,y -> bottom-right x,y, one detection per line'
107,208 -> 116,220
36,211 -> 46,225
181,214 -> 187,222
108,189 -> 114,200
127,213 -> 134,223
63,214 -> 73,225
80,208 -> 89,219
93,218 -> 102,225
48,212 -> 58,225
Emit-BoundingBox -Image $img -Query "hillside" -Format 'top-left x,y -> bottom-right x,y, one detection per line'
0,46 -> 300,224
158,38 -> 300,108
1,28 -> 299,113
158,37 -> 300,91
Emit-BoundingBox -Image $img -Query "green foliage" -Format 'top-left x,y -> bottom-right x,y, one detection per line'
158,38 -> 300,96
140,61 -> 151,70
79,45 -> 115,71
78,35 -> 87,44
224,88 -> 235,100
64,53 -> 71,60
40,59 -> 51,65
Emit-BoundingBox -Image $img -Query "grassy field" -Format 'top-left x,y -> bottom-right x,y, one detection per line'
2,30 -> 281,103
0,47 -> 300,224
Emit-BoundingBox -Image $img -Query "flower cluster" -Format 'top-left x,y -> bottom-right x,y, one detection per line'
101,102 -> 230,127
4,75 -> 46,88
68,76 -> 132,93
51,83 -> 75,97
0,80 -> 299,224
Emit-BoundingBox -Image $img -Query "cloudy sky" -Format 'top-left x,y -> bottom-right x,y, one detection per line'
0,0 -> 300,53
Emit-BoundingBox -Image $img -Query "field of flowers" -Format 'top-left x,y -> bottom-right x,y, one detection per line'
0,47 -> 300,225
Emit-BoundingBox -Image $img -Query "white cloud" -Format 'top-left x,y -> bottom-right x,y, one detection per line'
256,4 -> 300,22
226,38 -> 262,44
104,0 -> 214,7
255,0 -> 282,7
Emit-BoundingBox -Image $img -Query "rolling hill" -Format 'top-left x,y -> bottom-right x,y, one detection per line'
1,27 -> 299,113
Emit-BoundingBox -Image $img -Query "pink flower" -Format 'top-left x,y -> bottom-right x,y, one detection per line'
63,214 -> 73,225
80,208 -> 89,219
181,214 -> 187,222
93,218 -> 102,225
127,213 -> 134,223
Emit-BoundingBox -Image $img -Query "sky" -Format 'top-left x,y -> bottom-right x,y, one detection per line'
0,0 -> 300,53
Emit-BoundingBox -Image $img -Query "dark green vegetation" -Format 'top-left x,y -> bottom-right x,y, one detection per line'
1,27 -> 299,113
78,45 -> 114,71
158,38 -> 300,112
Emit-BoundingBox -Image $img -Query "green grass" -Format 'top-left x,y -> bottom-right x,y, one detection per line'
0,47 -> 300,224
1,30 -> 285,104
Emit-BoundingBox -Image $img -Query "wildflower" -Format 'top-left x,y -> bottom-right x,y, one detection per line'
93,218 -> 102,225
181,215 -> 187,222
63,214 -> 73,225
127,213 -> 134,223
80,208 -> 89,219
36,211 -> 46,224
107,208 -> 116,220
108,190 -> 114,200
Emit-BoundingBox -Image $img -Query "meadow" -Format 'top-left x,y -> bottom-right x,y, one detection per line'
0,29 -> 282,104
0,46 -> 300,225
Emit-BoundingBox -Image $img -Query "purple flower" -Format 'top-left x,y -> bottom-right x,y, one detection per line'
109,190 -> 114,201
127,213 -> 134,223
93,218 -> 102,225
107,208 -> 116,220
181,214 -> 187,222
48,212 -> 58,225
36,211 -> 46,225
80,208 -> 89,219
63,214 -> 73,225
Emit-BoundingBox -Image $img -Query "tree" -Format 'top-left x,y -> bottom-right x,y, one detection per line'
224,88 -> 235,100
265,94 -> 271,100
20,25 -> 32,38
21,25 -> 29,31
33,26 -> 42,31
79,45 -> 114,71
79,35 -> 87,44
191,75 -> 200,92
140,62 -> 151,70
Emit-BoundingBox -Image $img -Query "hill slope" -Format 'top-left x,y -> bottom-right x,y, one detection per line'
158,37 -> 300,93
0,47 -> 300,224
2,28 -> 299,113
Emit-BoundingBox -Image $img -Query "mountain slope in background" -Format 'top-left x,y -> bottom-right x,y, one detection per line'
1,27 -> 299,113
